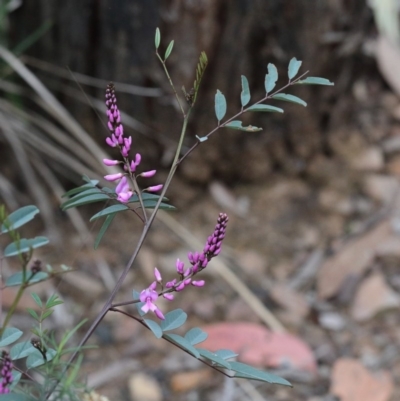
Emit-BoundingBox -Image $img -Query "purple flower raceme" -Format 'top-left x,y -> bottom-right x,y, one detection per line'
0,351 -> 13,394
103,83 -> 163,203
137,213 -> 228,319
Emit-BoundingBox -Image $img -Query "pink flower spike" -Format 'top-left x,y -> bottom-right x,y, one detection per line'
192,280 -> 205,287
163,293 -> 174,301
140,170 -> 157,178
103,158 -> 120,166
154,267 -> 162,282
104,173 -> 123,181
146,184 -> 163,192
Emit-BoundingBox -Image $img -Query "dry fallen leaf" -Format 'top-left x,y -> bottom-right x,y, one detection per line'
330,358 -> 393,401
201,322 -> 316,373
351,272 -> 400,321
317,220 -> 393,299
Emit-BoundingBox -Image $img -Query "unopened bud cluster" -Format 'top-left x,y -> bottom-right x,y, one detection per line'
103,83 -> 163,203
139,213 -> 229,319
0,351 -> 13,394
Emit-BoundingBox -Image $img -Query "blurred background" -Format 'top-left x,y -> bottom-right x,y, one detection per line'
2,0 -> 400,400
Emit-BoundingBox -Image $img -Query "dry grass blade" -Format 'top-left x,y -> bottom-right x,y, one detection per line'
0,110 -> 58,239
22,55 -> 163,97
0,45 -> 108,168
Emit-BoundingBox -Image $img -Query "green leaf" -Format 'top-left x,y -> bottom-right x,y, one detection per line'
61,193 -> 110,211
229,361 -> 292,386
288,57 -> 302,80
10,341 -> 36,360
240,75 -> 251,107
57,319 -> 87,353
4,237 -> 49,257
41,309 -> 54,320
295,76 -> 334,86
90,204 -> 129,221
5,272 -> 48,287
62,188 -> 103,207
184,328 -> 208,345
27,308 -> 40,321
94,213 -> 116,250
247,104 -> 284,113
0,394 -> 34,401
272,93 -> 307,107
144,319 -> 163,338
155,27 -> 161,49
265,63 -> 278,93
1,206 -> 39,233
141,200 -> 176,211
160,309 -> 187,331
31,293 -> 42,308
26,348 -> 56,369
224,121 -> 263,132
45,294 -> 63,309
215,349 -> 238,360
10,369 -> 22,390
197,348 -> 231,369
164,40 -> 174,60
164,333 -> 200,358
62,181 -> 98,198
215,90 -> 227,122
0,328 -> 23,347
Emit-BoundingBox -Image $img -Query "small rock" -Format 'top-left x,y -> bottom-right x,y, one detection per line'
351,147 -> 384,172
319,189 -> 354,215
363,174 -> 399,204
330,358 -> 393,401
128,373 -> 162,401
351,272 -> 400,322
170,369 -> 213,393
386,155 -> 400,176
319,312 -> 346,331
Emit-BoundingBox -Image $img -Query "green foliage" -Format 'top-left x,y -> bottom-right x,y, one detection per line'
240,75 -> 251,107
164,40 -> 174,61
155,27 -> 160,49
224,121 -> 263,132
0,328 -> 23,347
0,205 -> 39,234
288,57 -> 302,80
247,104 -> 284,113
159,309 -> 187,331
272,93 -> 307,107
265,63 -> 278,93
5,272 -> 48,287
61,178 -> 174,248
296,76 -> 334,85
215,90 -> 227,122
4,237 -> 49,257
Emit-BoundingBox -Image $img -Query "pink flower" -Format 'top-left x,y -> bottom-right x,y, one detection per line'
146,184 -> 163,192
104,173 -> 123,181
154,267 -> 162,282
115,176 -> 133,203
140,170 -> 157,178
103,159 -> 120,166
139,287 -> 165,320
